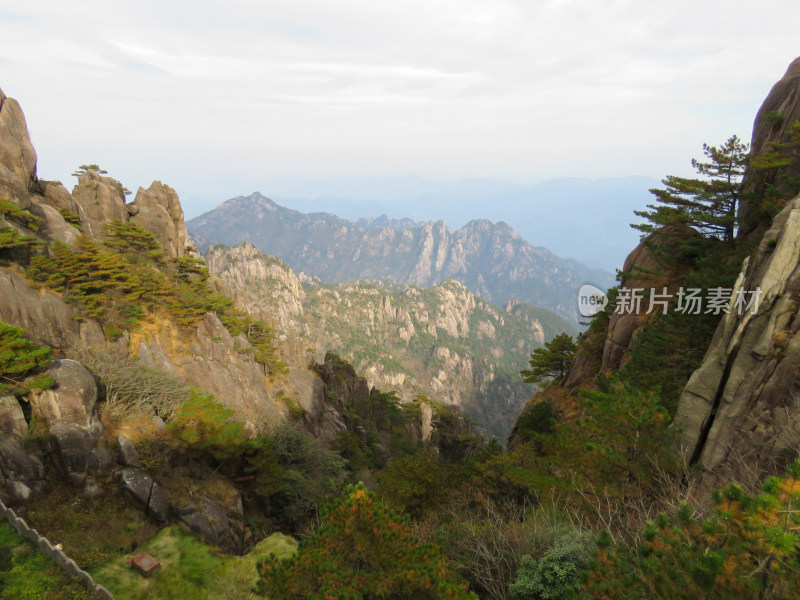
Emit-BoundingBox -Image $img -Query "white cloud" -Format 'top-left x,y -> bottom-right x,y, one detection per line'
0,0 -> 799,212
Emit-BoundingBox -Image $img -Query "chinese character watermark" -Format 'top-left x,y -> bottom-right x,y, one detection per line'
577,284 -> 762,318
613,287 -> 761,316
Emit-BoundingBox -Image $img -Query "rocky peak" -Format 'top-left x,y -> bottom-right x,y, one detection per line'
0,87 -> 38,205
130,180 -> 191,257
71,169 -> 130,239
189,195 -> 611,324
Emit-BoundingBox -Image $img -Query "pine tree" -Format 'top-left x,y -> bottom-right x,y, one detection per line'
634,136 -> 749,242
0,320 -> 53,395
521,333 -> 576,385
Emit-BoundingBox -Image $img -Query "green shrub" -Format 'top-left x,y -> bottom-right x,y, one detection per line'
510,528 -> 593,599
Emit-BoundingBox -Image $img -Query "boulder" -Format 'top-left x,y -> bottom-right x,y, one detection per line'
32,359 -> 97,428
49,423 -> 95,485
115,434 -> 142,468
177,498 -> 243,553
0,438 -> 46,504
120,467 -> 170,522
41,180 -> 80,214
26,201 -> 79,246
0,438 -> 45,482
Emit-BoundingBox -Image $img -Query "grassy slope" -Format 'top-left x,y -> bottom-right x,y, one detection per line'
0,523 -> 102,600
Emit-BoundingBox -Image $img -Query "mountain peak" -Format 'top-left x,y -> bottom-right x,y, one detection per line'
187,196 -> 613,323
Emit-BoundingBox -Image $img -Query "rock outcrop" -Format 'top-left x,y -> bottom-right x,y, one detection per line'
130,181 -> 191,258
559,224 -> 700,390
30,360 -> 109,486
0,87 -> 37,205
674,195 -> 800,480
134,312 -> 286,434
71,169 -> 130,239
120,467 -> 170,522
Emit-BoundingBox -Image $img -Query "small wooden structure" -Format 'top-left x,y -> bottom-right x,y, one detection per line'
126,552 -> 161,577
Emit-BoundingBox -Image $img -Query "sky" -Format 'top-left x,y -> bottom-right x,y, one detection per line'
1,0 -> 799,218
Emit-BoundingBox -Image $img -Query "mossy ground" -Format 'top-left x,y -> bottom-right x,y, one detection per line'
92,525 -> 297,600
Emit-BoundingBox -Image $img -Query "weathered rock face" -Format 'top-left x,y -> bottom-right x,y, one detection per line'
601,224 -> 700,373
29,359 -> 109,486
177,497 -> 244,554
206,242 -> 305,333
0,87 -> 37,205
674,195 -> 800,480
741,57 -> 800,235
0,396 -> 27,440
134,313 -> 286,434
130,181 -> 191,258
26,201 -> 80,246
0,267 -> 106,352
0,438 -> 46,505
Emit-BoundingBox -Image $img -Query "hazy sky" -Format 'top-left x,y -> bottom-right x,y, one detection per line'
2,0 -> 799,216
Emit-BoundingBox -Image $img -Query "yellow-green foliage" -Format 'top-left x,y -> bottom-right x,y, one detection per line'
91,525 -> 297,600
167,392 -> 244,461
0,198 -> 41,231
585,460 -> 800,599
58,208 -> 82,228
0,319 -> 53,396
26,221 -> 284,366
0,227 -> 40,253
256,483 -> 476,599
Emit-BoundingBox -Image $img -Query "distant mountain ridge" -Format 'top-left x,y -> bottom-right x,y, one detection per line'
187,192 -> 612,323
188,193 -> 613,323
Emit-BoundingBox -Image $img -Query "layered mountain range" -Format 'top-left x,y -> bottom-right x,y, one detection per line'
206,242 -> 576,440
188,193 -> 613,324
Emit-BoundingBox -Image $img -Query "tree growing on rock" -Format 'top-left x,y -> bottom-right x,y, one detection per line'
634,135 -> 749,242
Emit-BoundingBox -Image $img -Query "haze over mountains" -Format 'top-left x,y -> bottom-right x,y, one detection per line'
184,175 -> 657,271
188,193 -> 614,324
